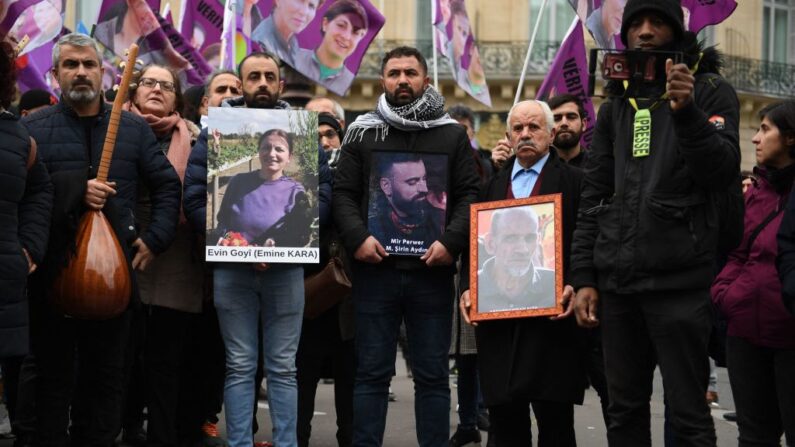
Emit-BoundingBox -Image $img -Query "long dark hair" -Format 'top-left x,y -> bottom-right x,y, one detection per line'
0,42 -> 17,109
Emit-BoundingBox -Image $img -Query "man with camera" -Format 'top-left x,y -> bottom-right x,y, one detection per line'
570,0 -> 741,446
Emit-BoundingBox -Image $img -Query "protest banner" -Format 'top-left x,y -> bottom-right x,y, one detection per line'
206,108 -> 320,264
432,0 -> 491,106
95,0 -> 213,87
242,0 -> 385,96
536,19 -> 595,147
180,0 -> 224,66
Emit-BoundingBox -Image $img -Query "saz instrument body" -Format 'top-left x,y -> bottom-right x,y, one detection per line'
51,44 -> 139,320
51,210 -> 131,319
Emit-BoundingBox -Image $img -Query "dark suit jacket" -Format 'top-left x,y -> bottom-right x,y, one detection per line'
461,150 -> 588,407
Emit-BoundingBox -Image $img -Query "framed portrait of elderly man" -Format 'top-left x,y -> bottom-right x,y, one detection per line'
469,194 -> 564,321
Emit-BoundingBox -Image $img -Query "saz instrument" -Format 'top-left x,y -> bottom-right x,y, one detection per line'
51,44 -> 140,320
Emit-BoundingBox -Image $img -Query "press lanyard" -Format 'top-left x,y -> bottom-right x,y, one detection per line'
624,53 -> 702,158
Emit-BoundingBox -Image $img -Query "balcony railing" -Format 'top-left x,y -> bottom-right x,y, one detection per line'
358,39 -> 562,79
721,56 -> 795,99
361,39 -> 795,99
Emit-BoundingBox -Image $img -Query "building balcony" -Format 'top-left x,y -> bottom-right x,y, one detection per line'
359,39 -> 795,99
722,55 -> 795,99
357,39 -> 562,80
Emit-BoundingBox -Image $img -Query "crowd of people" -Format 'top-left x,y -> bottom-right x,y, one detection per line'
0,0 -> 794,446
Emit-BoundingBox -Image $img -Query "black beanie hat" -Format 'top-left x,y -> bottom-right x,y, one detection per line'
318,112 -> 344,140
18,89 -> 56,113
620,0 -> 685,46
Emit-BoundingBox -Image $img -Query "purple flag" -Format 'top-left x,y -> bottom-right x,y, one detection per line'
95,0 -> 213,88
242,0 -> 385,96
0,0 -> 41,36
15,40 -> 52,93
156,12 -> 213,85
536,19 -> 595,147
571,0 -> 737,50
219,0 -> 236,70
682,0 -> 737,34
180,0 -> 224,61
1,0 -> 63,55
432,0 -> 491,106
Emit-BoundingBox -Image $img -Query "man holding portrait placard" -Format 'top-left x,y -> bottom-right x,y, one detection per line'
459,100 -> 586,446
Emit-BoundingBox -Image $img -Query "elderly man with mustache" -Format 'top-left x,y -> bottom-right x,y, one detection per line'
459,100 -> 587,446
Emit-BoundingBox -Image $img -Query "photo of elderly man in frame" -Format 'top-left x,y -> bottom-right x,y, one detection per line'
471,195 -> 563,320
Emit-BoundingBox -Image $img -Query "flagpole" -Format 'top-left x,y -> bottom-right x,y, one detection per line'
432,29 -> 439,89
514,0 -> 549,105
430,0 -> 439,89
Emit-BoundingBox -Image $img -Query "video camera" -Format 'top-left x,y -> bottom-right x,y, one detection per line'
588,49 -> 683,99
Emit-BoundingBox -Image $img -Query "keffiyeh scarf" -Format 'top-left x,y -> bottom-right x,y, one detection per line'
343,86 -> 458,144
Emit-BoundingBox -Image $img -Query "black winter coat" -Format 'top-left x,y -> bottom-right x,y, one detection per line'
22,101 -> 181,304
570,44 -> 741,294
333,123 -> 479,271
777,187 -> 795,316
0,114 -> 52,357
460,152 -> 588,406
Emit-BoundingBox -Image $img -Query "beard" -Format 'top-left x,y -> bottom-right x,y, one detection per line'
392,195 -> 429,220
243,88 -> 278,109
554,131 -> 581,150
64,84 -> 99,105
385,85 -> 421,106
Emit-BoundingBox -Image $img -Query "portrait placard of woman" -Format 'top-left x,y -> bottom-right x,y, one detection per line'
293,0 -> 368,95
206,108 -> 319,263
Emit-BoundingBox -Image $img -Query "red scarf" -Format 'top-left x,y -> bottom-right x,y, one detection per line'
123,101 -> 191,182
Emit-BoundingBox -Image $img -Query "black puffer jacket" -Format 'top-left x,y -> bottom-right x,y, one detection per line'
570,38 -> 741,294
0,113 -> 52,357
22,100 -> 181,302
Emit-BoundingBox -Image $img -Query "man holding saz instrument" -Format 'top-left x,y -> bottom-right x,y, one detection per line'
21,33 -> 180,446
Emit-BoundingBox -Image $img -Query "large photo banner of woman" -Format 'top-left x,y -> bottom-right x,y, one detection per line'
368,152 -> 448,256
94,0 -> 213,86
432,0 -> 491,107
240,0 -> 384,96
205,108 -> 320,263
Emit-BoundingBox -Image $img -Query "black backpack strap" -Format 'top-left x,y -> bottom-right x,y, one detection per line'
744,208 -> 782,252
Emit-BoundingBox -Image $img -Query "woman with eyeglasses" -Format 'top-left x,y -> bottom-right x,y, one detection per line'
124,64 -> 205,446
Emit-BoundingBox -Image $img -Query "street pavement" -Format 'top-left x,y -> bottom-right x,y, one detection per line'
0,354 -> 742,446
254,357 -> 741,446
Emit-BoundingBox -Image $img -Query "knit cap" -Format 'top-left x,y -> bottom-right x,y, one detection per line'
620,0 -> 685,46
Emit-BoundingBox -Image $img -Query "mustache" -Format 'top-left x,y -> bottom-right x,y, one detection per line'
516,139 -> 537,151
252,87 -> 271,97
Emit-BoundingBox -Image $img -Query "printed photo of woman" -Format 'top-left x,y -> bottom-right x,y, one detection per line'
215,128 -> 311,248
293,0 -> 368,95
250,0 -> 324,66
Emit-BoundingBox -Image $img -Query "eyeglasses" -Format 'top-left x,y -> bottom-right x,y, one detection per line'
139,77 -> 176,92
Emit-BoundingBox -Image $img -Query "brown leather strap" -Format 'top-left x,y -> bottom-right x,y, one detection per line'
26,137 -> 37,170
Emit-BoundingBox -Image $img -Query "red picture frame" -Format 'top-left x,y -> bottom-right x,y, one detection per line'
469,194 -> 564,322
